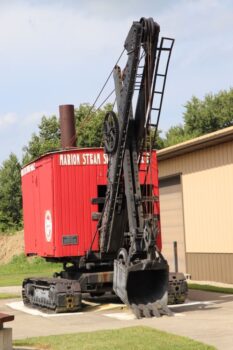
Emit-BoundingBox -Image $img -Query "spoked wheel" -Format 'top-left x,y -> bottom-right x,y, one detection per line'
103,111 -> 119,154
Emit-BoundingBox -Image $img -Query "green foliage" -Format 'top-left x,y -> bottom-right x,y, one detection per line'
75,103 -> 112,148
9,253 -> 28,266
0,253 -> 62,286
184,89 -> 233,135
0,293 -> 20,299
1,89 -> 232,232
150,129 -> 165,150
8,253 -> 55,268
162,88 -> 233,147
163,125 -> 193,148
22,115 -> 61,164
14,326 -> 216,350
0,104 -> 112,232
22,104 -> 113,164
0,153 -> 22,232
188,283 -> 233,294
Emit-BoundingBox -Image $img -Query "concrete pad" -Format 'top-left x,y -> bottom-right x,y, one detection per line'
104,312 -> 135,321
0,287 -> 21,295
6,301 -> 84,317
169,300 -> 214,309
1,290 -> 233,349
7,300 -> 125,316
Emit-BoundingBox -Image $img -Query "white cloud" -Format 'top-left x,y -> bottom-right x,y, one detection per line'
0,0 -> 233,163
23,111 -> 52,125
0,113 -> 18,129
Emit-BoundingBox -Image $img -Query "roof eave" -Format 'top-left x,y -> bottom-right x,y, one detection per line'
157,126 -> 233,161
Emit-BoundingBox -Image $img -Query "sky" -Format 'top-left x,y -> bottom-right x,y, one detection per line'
0,0 -> 232,165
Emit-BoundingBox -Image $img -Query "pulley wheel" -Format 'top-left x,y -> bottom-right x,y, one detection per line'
103,111 -> 119,154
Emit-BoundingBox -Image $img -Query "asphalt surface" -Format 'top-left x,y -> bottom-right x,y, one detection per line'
1,287 -> 233,350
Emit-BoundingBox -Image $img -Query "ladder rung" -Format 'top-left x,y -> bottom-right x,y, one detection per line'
157,73 -> 165,77
151,108 -> 160,111
154,91 -> 163,94
161,37 -> 175,42
149,123 -> 157,128
157,48 -> 172,52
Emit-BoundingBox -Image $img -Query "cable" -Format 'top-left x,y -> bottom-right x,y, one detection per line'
95,89 -> 115,111
78,48 -> 125,130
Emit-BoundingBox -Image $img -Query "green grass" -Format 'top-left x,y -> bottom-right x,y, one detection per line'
0,253 -> 62,287
14,326 -> 216,350
0,293 -> 20,299
188,283 -> 233,294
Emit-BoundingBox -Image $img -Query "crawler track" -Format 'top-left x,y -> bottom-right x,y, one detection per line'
22,277 -> 82,313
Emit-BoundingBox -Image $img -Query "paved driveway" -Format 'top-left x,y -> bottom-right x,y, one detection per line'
1,289 -> 233,350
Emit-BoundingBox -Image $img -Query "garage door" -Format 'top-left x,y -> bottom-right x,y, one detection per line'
159,175 -> 186,274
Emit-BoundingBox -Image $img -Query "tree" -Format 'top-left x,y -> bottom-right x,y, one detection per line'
0,153 -> 22,232
163,88 -> 233,147
75,103 -> 112,148
22,115 -> 61,164
184,89 -> 233,135
22,104 -> 113,164
163,125 -> 193,148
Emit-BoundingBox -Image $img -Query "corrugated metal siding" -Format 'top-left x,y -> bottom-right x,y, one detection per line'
183,164 -> 233,253
186,253 -> 233,283
158,141 -> 233,254
158,142 -> 233,177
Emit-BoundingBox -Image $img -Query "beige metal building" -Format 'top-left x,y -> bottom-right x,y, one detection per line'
157,126 -> 233,284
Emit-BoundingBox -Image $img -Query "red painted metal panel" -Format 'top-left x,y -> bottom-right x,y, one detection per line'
52,149 -> 108,257
21,162 -> 37,254
22,148 -> 161,258
36,157 -> 54,256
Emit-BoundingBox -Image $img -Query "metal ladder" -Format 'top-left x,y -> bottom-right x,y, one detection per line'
138,37 -> 174,195
149,37 -> 175,145
138,37 -> 174,168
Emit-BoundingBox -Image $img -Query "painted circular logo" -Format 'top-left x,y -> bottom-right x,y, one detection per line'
45,210 -> 52,242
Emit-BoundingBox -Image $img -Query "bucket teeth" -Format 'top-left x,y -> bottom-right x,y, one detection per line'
130,301 -> 172,318
142,305 -> 153,318
131,304 -> 143,319
148,303 -> 161,317
160,304 -> 173,316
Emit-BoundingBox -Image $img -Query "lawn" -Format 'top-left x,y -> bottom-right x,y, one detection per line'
0,253 -> 62,287
0,293 -> 20,299
188,283 -> 233,294
14,326 -> 216,350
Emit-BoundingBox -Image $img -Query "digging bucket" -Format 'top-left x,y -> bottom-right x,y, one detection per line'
113,258 -> 171,318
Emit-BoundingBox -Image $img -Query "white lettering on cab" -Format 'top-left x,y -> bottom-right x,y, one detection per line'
59,153 -> 109,166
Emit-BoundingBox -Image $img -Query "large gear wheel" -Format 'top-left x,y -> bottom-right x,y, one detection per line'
103,111 -> 119,154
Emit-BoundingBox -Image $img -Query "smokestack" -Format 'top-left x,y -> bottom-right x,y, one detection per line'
59,104 -> 76,148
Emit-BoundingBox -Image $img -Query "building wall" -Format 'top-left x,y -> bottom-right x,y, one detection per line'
158,141 -> 233,283
159,176 -> 186,273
